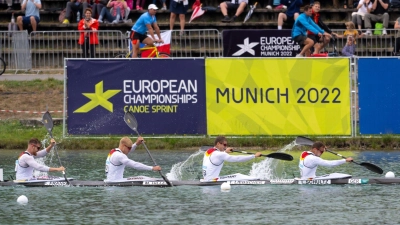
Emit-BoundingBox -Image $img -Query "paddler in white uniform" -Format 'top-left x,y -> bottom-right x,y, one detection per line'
299,141 -> 353,179
202,136 -> 262,182
105,136 -> 161,181
15,138 -> 65,181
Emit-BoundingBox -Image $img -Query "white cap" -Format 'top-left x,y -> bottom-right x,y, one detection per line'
148,4 -> 158,10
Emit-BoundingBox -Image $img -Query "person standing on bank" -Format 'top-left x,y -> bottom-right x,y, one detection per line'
299,141 -> 353,179
78,8 -> 99,58
16,138 -> 65,180
16,0 -> 41,33
202,136 -> 262,181
169,0 -> 189,36
105,136 -> 161,181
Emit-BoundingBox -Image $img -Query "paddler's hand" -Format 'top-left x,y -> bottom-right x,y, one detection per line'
224,147 -> 233,153
254,152 -> 262,157
58,166 -> 65,171
152,166 -> 161,171
50,138 -> 56,147
346,157 -> 353,162
136,136 -> 144,145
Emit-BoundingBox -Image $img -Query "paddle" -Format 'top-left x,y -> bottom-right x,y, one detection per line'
295,136 -> 383,174
231,150 -> 293,161
123,112 -> 173,187
199,146 -> 293,161
41,111 -> 70,185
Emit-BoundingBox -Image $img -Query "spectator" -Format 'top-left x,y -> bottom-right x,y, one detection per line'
98,0 -> 128,24
220,0 -> 248,23
277,0 -> 302,30
169,0 -> 189,35
341,35 -> 356,56
307,1 -> 332,55
78,8 -> 99,58
394,17 -> 400,56
62,0 -> 91,24
332,21 -> 359,44
135,0 -> 145,10
155,0 -> 167,10
16,0 -> 41,32
291,4 -> 331,57
92,0 -> 107,19
5,0 -> 19,11
265,0 -> 287,9
351,0 -> 372,31
364,0 -> 389,35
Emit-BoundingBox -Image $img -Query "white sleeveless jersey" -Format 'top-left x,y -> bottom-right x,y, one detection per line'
202,147 -> 255,181
299,151 -> 346,179
105,147 -> 153,181
15,150 -> 50,180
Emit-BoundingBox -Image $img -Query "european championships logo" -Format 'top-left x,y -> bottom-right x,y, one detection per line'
74,81 -> 121,113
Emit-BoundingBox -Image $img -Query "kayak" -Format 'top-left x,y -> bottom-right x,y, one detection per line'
1,173 -> 399,187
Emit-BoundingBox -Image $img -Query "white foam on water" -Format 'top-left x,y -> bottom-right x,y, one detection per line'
167,150 -> 204,181
249,141 -> 296,180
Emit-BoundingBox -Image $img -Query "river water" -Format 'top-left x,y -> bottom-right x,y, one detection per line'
1,147 -> 400,224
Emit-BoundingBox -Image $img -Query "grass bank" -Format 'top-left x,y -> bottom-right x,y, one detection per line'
1,120 -> 400,150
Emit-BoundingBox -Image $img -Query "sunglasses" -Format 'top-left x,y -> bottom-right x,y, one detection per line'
125,145 -> 132,151
221,143 -> 227,147
32,144 -> 41,150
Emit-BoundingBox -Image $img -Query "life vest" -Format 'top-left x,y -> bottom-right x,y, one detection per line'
205,148 -> 223,166
105,149 -> 122,174
15,151 -> 30,171
299,151 -> 317,169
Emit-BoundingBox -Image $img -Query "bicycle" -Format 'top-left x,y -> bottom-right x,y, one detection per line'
0,56 -> 6,75
114,40 -> 171,58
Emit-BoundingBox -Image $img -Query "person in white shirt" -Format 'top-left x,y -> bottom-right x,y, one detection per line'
105,136 -> 161,181
351,0 -> 373,31
15,138 -> 65,181
299,141 -> 353,179
202,136 -> 262,181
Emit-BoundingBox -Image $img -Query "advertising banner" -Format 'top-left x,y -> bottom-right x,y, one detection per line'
222,29 -> 301,57
206,58 -> 351,135
358,58 -> 400,134
67,59 -> 206,135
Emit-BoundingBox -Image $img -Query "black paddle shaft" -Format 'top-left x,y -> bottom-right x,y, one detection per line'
42,112 -> 70,185
124,112 -> 173,187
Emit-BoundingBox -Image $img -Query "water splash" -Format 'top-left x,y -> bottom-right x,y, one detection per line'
249,141 -> 297,180
167,150 -> 204,181
33,137 -> 55,178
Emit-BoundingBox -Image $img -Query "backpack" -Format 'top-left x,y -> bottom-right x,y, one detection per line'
59,8 -> 66,23
391,0 -> 400,8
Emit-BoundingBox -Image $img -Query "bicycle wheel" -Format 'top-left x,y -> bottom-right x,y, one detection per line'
0,57 -> 6,76
114,53 -> 128,58
158,53 -> 171,58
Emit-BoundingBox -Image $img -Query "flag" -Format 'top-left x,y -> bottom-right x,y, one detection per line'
189,4 -> 205,23
140,30 -> 171,57
243,2 -> 257,23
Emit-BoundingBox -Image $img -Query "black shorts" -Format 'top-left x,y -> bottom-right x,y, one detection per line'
286,15 -> 295,25
224,1 -> 240,10
293,35 -> 308,46
130,31 -> 148,45
307,34 -> 321,43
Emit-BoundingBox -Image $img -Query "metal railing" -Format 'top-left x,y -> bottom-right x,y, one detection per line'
0,28 -> 399,73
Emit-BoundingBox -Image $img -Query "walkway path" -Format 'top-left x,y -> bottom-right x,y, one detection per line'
0,74 -> 63,81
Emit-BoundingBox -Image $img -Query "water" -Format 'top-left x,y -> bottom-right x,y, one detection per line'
1,148 -> 400,224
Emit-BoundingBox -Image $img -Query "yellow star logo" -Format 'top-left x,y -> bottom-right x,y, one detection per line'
74,81 -> 121,113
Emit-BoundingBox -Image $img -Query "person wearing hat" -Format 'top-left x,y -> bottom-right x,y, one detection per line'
130,3 -> 163,58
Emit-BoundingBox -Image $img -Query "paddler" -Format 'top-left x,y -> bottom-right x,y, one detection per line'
202,136 -> 262,181
105,136 -> 161,181
15,138 -> 65,180
299,141 -> 353,179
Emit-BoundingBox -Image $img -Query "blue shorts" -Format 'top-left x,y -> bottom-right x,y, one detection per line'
22,16 -> 40,26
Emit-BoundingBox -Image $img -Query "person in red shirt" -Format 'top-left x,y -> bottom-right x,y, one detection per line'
307,2 -> 332,55
78,8 -> 99,58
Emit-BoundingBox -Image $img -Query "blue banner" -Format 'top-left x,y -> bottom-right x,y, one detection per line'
67,59 -> 206,135
358,58 -> 400,134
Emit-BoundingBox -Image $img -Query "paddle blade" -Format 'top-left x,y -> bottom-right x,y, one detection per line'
41,111 -> 54,136
360,162 -> 384,174
295,136 -> 314,146
124,111 -> 139,132
264,152 -> 293,161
